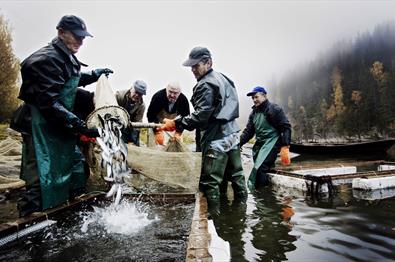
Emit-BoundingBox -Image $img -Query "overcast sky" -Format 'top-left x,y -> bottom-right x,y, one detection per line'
1,0 -> 395,121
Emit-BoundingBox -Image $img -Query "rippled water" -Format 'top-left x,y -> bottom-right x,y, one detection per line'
212,187 -> 395,261
212,150 -> 395,261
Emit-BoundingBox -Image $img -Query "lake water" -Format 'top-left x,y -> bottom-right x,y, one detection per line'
211,150 -> 395,261
1,140 -> 395,261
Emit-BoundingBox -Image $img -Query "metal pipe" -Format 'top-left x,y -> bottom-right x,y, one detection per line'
129,122 -> 162,128
0,220 -> 57,247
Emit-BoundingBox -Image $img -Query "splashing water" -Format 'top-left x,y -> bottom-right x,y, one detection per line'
80,200 -> 158,235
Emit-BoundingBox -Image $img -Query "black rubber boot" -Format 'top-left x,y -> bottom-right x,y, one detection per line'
18,135 -> 42,217
201,149 -> 228,202
226,148 -> 248,200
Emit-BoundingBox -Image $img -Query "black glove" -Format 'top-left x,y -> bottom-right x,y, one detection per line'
78,127 -> 100,138
93,68 -> 114,78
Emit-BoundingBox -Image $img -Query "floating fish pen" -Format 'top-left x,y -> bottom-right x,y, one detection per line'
270,162 -> 395,198
0,192 -> 215,261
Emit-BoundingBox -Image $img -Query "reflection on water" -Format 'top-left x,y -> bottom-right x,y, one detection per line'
212,186 -> 395,262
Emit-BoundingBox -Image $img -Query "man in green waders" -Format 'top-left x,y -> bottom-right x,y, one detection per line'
160,47 -> 247,209
12,15 -> 113,217
240,86 -> 291,189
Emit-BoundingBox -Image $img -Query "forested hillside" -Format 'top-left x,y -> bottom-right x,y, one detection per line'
273,21 -> 395,142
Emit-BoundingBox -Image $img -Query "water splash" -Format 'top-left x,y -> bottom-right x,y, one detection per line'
80,200 -> 158,235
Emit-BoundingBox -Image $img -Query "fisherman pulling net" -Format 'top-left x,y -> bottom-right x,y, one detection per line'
86,75 -> 201,196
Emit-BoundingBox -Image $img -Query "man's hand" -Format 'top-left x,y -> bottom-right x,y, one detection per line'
155,131 -> 164,145
280,146 -> 290,166
79,127 -> 100,138
93,68 -> 114,78
174,131 -> 182,140
170,131 -> 182,142
159,118 -> 176,132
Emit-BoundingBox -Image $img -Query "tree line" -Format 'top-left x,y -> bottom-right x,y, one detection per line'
271,21 -> 395,142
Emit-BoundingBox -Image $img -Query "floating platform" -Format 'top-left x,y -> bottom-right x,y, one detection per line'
270,164 -> 395,195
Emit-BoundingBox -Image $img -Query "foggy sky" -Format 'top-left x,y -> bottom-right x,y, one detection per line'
1,0 -> 395,122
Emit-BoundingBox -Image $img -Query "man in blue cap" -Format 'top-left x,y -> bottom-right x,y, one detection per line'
240,86 -> 292,188
12,15 -> 113,216
159,46 -> 247,208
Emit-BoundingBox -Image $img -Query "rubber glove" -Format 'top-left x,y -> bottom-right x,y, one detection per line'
93,68 -> 114,78
170,131 -> 182,142
80,134 -> 96,143
280,146 -> 291,166
159,118 -> 176,132
79,126 -> 100,138
174,131 -> 182,140
155,130 -> 164,145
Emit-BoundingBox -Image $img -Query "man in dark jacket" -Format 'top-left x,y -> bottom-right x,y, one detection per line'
160,47 -> 247,205
13,15 -> 112,217
115,80 -> 147,146
240,86 -> 291,188
147,82 -> 190,145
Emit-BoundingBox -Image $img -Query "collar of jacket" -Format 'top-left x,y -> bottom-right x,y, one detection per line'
52,37 -> 88,67
197,68 -> 213,81
252,99 -> 269,112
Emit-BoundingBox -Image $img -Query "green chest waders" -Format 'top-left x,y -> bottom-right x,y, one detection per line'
247,112 -> 279,189
30,76 -> 86,209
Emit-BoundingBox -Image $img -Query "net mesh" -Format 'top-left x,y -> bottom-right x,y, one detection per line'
0,136 -> 25,191
85,76 -> 202,193
126,145 -> 201,193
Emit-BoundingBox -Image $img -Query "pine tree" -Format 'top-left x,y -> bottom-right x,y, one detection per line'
0,14 -> 20,122
370,61 -> 393,136
328,66 -> 347,135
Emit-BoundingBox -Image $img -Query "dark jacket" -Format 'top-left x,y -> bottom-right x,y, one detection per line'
147,88 -> 190,123
17,37 -> 98,132
240,100 -> 291,147
176,69 -> 240,140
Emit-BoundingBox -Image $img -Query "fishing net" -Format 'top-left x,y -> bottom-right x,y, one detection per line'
85,76 -> 202,193
86,76 -> 129,129
0,136 -> 25,191
126,145 -> 201,193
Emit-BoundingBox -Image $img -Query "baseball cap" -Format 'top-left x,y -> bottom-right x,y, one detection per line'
133,80 -> 147,95
247,86 -> 267,96
56,15 -> 93,37
182,47 -> 211,67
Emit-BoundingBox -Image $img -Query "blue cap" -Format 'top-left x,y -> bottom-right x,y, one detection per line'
247,86 -> 267,96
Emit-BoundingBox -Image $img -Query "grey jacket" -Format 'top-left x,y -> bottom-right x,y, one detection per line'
176,69 -> 240,141
115,89 -> 145,122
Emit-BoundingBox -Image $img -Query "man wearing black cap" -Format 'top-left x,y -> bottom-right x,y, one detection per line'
160,46 -> 247,206
240,86 -> 291,188
12,15 -> 113,216
116,80 -> 148,146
